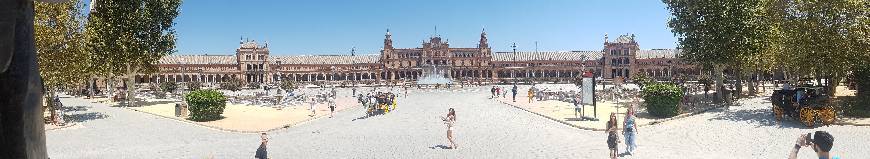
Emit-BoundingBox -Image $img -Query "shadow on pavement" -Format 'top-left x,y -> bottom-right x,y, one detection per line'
64,112 -> 109,123
352,114 -> 376,121
707,107 -> 810,129
61,105 -> 90,112
429,145 -> 450,149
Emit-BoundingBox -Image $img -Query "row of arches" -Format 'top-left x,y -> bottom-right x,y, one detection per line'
135,74 -> 240,83
496,69 -> 586,79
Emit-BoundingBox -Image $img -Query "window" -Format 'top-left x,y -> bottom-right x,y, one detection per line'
623,49 -> 630,56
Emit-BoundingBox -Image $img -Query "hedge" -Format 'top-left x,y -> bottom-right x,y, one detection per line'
187,81 -> 202,91
184,89 -> 227,121
160,82 -> 177,93
220,78 -> 243,91
642,82 -> 684,118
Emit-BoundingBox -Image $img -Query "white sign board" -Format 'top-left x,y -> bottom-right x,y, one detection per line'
582,78 -> 594,105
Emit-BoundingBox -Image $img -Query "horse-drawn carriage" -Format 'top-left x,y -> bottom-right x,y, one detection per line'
771,86 -> 836,127
360,92 -> 397,116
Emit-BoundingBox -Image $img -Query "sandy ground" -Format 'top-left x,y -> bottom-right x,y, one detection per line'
131,97 -> 360,132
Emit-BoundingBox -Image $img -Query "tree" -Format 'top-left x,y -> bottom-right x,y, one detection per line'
777,0 -> 870,95
280,77 -> 298,92
86,0 -> 182,105
663,0 -> 770,102
34,0 -> 90,122
35,0 -> 90,93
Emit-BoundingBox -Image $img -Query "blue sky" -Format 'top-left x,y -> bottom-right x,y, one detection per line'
171,0 -> 677,55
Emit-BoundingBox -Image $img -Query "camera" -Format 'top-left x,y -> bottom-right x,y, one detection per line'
804,133 -> 813,145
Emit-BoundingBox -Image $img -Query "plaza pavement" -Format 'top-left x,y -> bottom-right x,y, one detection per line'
46,86 -> 870,158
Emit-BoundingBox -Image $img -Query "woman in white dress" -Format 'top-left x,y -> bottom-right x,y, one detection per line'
442,108 -> 457,149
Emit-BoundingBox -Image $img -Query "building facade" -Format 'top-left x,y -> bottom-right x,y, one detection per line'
136,31 -> 696,85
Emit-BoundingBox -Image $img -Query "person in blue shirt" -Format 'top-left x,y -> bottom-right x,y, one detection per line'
623,105 -> 638,155
789,131 -> 840,159
511,85 -> 518,102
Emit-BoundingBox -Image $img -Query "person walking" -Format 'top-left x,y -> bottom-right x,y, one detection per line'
528,88 -> 535,103
495,87 -> 501,98
623,106 -> 638,155
255,133 -> 268,159
511,85 -> 518,102
606,113 -> 619,159
442,108 -> 457,149
328,94 -> 336,118
308,95 -> 317,117
490,86 -> 496,99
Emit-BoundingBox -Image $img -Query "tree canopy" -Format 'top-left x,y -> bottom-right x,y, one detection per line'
35,0 -> 90,90
86,0 -> 182,76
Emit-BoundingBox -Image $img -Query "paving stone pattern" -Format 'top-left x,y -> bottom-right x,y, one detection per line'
47,87 -> 870,158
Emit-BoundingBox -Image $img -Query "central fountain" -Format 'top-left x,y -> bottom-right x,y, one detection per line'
416,65 -> 453,86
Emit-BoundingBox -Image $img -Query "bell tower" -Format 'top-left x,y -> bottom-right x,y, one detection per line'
478,28 -> 491,58
381,29 -> 394,61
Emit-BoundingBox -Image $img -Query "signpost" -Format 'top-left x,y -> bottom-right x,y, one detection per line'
580,71 -> 598,121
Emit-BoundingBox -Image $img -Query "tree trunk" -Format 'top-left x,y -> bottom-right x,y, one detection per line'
736,68 -> 744,99
88,74 -> 95,98
125,64 -> 138,107
714,64 -> 725,103
748,71 -> 756,96
828,73 -> 840,96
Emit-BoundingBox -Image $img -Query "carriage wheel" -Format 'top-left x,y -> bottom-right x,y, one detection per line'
799,107 -> 815,128
819,106 -> 836,126
773,106 -> 783,122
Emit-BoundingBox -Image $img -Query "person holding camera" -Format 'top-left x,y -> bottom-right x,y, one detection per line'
788,131 -> 839,159
255,133 -> 269,159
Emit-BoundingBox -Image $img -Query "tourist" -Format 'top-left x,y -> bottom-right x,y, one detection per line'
490,86 -> 496,99
255,133 -> 268,159
528,88 -> 535,103
789,131 -> 839,159
623,105 -> 638,155
441,108 -> 457,149
328,94 -> 336,118
495,87 -> 501,98
352,87 -> 357,97
308,95 -> 317,117
572,94 -> 582,118
606,113 -> 619,159
511,85 -> 518,102
390,93 -> 397,111
502,86 -> 508,98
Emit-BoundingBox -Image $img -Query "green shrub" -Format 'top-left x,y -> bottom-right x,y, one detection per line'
159,82 -> 177,93
187,81 -> 202,91
642,82 -> 684,118
184,89 -> 227,121
279,78 -> 298,92
220,78 -> 243,91
633,74 -> 655,89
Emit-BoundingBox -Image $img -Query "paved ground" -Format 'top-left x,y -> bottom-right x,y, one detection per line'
47,86 -> 870,158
